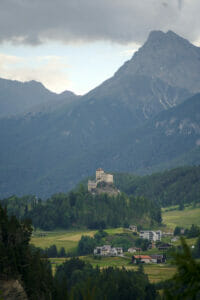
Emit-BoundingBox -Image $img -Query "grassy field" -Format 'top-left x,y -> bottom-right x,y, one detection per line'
49,256 -> 176,283
162,205 -> 200,230
32,227 -> 176,283
31,205 -> 200,252
31,227 -> 124,252
31,229 -> 96,251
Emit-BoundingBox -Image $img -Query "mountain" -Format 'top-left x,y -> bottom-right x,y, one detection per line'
0,30 -> 200,198
0,78 -> 78,118
101,93 -> 200,174
118,30 -> 200,94
80,30 -> 200,123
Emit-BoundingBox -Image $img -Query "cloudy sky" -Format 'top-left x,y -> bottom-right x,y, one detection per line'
0,0 -> 200,95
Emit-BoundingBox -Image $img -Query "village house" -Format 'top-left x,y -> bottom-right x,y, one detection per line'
158,243 -> 172,250
94,245 -> 123,257
162,231 -> 173,237
150,254 -> 166,264
140,230 -> 162,242
132,254 -> 166,264
88,168 -> 114,192
132,255 -> 152,264
129,225 -> 137,232
128,247 -> 142,253
180,228 -> 185,235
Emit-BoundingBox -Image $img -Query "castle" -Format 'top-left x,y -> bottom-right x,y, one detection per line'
88,168 -> 114,192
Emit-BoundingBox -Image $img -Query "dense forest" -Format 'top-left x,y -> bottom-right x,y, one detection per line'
114,166 -> 200,207
0,185 -> 161,230
0,204 -> 54,299
54,258 -> 157,300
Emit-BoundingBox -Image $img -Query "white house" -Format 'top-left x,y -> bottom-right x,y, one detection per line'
128,247 -> 142,253
94,245 -> 123,256
140,230 -> 162,242
129,225 -> 137,232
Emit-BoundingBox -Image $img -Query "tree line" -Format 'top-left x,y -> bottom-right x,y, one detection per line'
1,185 -> 162,230
114,166 -> 200,207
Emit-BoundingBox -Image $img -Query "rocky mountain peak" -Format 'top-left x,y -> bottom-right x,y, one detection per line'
116,30 -> 200,94
142,30 -> 196,56
145,30 -> 166,43
146,30 -> 188,46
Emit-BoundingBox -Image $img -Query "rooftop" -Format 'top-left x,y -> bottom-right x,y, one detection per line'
134,255 -> 152,259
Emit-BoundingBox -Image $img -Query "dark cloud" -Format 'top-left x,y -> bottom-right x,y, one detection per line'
0,0 -> 199,45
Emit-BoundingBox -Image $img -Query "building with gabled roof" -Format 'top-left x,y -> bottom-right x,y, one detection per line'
132,255 -> 152,264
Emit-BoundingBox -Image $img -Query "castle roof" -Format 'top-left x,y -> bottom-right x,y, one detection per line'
96,168 -> 103,171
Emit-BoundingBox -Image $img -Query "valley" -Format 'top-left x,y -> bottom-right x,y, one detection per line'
1,2 -> 200,298
30,204 -> 200,283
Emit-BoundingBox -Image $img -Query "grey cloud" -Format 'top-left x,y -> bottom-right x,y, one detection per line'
178,0 -> 183,10
0,0 -> 199,45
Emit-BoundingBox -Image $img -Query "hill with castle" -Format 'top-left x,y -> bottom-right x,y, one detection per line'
88,168 -> 120,196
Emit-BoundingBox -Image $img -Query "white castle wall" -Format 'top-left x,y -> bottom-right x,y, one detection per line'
88,169 -> 114,191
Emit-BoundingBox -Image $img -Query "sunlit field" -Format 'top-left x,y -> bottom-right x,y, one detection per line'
162,205 -> 200,229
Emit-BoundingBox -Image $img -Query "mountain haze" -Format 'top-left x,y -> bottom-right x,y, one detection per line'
0,78 -> 78,118
0,30 -> 200,198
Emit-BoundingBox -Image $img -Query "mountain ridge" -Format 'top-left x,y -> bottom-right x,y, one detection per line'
0,78 -> 78,118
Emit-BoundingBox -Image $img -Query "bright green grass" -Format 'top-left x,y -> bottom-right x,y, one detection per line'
104,227 -> 124,234
82,255 -> 130,268
162,206 -> 200,230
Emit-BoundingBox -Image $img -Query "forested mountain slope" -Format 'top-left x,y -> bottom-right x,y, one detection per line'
114,165 -> 200,207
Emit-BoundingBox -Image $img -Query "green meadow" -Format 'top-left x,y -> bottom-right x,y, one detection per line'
31,229 -> 96,252
162,205 -> 200,229
31,205 -> 200,252
31,227 -> 124,252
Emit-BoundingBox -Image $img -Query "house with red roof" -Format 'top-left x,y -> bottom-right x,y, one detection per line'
132,255 -> 152,264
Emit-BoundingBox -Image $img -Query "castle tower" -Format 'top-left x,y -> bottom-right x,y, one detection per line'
96,168 -> 105,181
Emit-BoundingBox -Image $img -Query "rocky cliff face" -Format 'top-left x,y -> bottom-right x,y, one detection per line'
0,280 -> 28,300
117,30 -> 200,94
